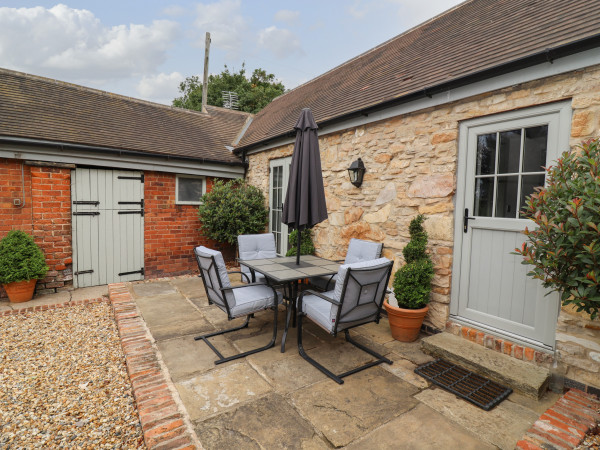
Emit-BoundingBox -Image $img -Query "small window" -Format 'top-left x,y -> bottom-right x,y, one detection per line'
176,175 -> 205,205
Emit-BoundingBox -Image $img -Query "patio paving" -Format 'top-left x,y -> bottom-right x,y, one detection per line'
127,276 -> 556,449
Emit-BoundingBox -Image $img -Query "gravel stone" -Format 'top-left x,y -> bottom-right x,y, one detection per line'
0,302 -> 144,448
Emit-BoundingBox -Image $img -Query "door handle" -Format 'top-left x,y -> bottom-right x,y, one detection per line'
463,208 -> 476,233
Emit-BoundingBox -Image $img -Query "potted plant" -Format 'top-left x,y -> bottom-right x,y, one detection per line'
0,230 -> 48,303
384,214 -> 434,342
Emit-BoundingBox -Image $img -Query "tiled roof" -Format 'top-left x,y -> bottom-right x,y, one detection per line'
0,68 -> 250,165
237,0 -> 600,149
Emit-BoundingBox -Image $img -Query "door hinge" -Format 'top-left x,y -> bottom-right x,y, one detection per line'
118,174 -> 144,183
73,201 -> 100,206
118,268 -> 144,277
117,199 -> 144,216
73,211 -> 100,216
75,269 -> 94,275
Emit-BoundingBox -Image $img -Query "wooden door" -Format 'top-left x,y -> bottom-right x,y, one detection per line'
453,103 -> 570,349
72,168 -> 144,287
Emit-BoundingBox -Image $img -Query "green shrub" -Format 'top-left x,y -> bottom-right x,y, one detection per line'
515,138 -> 600,319
286,229 -> 315,256
197,179 -> 269,246
393,215 -> 434,309
0,230 -> 48,284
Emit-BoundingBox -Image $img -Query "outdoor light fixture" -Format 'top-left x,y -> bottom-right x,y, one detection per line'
348,158 -> 366,188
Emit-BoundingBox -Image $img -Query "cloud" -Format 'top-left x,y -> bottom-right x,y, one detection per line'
258,26 -> 304,59
0,4 -> 179,82
347,1 -> 368,19
194,0 -> 248,57
274,9 -> 300,25
137,71 -> 184,104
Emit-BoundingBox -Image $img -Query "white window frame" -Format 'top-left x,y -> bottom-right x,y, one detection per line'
269,156 -> 292,256
175,174 -> 206,205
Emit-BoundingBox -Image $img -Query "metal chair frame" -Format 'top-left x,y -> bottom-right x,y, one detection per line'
194,249 -> 279,365
297,261 -> 393,384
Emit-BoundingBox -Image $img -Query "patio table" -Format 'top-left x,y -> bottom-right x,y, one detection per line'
239,255 -> 340,352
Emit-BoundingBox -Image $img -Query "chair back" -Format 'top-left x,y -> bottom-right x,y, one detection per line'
345,239 -> 383,265
194,246 -> 235,313
332,258 -> 393,332
237,233 -> 277,278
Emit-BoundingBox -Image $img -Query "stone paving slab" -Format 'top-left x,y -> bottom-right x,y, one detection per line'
346,403 -> 496,449
194,393 -> 329,449
132,281 -> 177,297
157,334 -> 238,381
175,362 -> 273,421
416,387 -> 540,449
169,276 -> 205,299
290,367 -> 420,447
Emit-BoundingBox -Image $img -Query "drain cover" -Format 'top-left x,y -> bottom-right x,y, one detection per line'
415,359 -> 513,411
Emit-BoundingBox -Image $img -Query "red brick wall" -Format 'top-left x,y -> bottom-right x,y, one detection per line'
144,172 -> 234,279
0,159 -> 73,296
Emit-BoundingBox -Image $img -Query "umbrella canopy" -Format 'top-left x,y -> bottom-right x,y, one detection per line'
282,108 -> 328,264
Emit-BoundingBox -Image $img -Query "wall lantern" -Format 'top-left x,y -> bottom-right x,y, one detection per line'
348,158 -> 366,188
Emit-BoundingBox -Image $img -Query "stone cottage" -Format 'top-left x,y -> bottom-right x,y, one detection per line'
0,68 -> 249,294
234,0 -> 600,392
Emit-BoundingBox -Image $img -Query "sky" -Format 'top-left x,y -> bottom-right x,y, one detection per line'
0,0 -> 464,105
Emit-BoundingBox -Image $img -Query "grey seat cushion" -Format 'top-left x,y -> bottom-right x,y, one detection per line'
230,285 -> 283,318
238,233 -> 277,283
195,246 -> 235,307
310,239 -> 383,291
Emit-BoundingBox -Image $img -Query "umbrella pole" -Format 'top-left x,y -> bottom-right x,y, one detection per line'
296,228 -> 301,265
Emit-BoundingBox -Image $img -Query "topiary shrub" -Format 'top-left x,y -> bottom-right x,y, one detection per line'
393,215 -> 434,309
197,179 -> 268,246
515,138 -> 600,320
0,230 -> 48,284
285,229 -> 315,256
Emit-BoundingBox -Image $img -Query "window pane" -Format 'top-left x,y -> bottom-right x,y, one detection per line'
476,133 -> 496,175
519,174 -> 545,218
474,177 -> 494,217
275,166 -> 282,188
497,129 -> 521,174
178,177 -> 203,202
495,176 -> 519,218
523,125 -> 548,172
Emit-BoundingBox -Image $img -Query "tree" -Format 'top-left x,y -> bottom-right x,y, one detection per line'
197,179 -> 268,246
514,138 -> 600,319
173,64 -> 285,114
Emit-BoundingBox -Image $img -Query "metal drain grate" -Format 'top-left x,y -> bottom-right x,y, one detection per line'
415,359 -> 513,411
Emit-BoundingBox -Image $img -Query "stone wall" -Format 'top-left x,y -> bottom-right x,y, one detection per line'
245,64 -> 600,386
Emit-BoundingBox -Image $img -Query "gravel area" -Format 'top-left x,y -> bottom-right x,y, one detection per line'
0,301 -> 144,448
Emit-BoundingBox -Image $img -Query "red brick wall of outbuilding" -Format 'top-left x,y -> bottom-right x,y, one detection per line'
0,159 -> 73,296
143,171 -> 234,279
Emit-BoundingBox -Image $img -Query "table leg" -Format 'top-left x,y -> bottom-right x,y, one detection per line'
280,280 -> 298,353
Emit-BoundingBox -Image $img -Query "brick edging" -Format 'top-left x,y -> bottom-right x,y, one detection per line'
1,297 -> 107,316
109,283 -> 198,450
516,389 -> 600,449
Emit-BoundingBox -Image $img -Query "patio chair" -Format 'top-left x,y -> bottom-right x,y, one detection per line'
193,246 -> 282,364
310,238 -> 384,291
237,233 -> 277,283
297,257 -> 394,384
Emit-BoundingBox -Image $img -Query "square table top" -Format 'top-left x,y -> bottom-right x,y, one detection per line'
239,255 -> 340,283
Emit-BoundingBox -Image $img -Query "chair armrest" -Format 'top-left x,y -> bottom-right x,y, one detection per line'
227,270 -> 251,283
299,289 -> 341,306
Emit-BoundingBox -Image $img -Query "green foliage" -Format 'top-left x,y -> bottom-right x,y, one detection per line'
197,179 -> 269,246
514,138 -> 600,320
0,230 -> 48,284
286,229 -> 315,256
173,64 -> 285,114
393,215 -> 434,309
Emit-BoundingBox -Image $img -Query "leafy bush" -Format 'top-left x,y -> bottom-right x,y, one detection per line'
515,138 -> 600,319
198,179 -> 268,246
286,229 -> 315,256
393,215 -> 434,309
0,230 -> 48,284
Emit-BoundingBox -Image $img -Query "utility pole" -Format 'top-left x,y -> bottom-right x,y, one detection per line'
201,32 -> 211,113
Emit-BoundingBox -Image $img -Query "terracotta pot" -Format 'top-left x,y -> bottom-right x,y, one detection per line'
383,299 -> 429,342
3,279 -> 37,303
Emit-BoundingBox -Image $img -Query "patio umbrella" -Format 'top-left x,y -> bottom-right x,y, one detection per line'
282,108 -> 328,265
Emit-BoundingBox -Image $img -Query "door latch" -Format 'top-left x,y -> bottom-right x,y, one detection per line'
463,208 -> 476,233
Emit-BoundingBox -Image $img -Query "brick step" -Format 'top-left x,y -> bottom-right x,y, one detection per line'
421,332 -> 550,399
